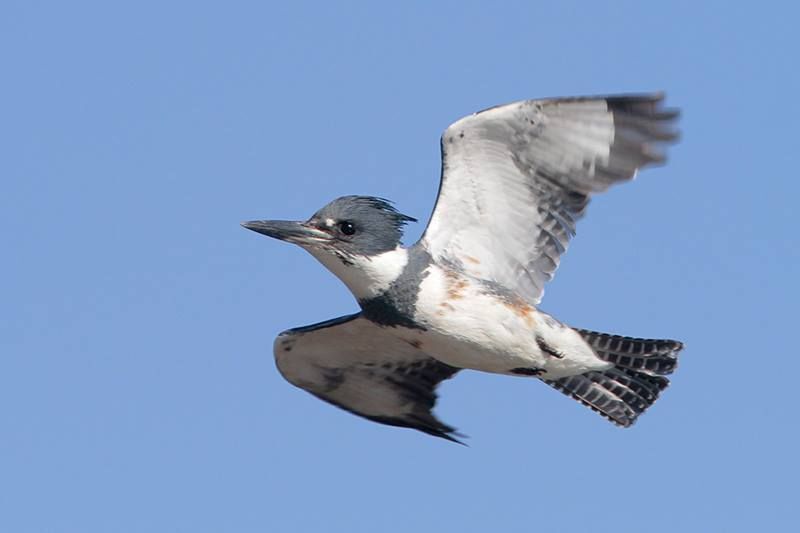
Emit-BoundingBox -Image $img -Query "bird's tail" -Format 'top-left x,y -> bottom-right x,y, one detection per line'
544,330 -> 683,427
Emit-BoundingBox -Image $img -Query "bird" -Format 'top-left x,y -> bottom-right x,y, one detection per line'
243,93 -> 683,443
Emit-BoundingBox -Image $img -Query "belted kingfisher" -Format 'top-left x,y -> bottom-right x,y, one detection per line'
243,93 -> 683,443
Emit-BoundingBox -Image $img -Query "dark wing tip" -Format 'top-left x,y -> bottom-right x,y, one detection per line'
366,414 -> 468,445
605,92 -> 680,168
606,93 -> 680,123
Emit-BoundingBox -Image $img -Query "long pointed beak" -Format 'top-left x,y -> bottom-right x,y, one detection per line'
240,220 -> 331,246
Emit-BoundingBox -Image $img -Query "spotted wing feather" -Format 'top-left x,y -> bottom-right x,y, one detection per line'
421,94 -> 679,304
274,313 -> 462,442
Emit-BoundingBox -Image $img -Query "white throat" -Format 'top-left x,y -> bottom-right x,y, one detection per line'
306,246 -> 409,300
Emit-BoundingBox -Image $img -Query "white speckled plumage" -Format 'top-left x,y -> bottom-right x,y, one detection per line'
245,93 -> 683,441
410,264 -> 610,379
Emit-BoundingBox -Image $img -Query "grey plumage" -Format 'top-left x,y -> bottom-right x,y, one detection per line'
310,196 -> 416,256
359,246 -> 432,329
243,93 -> 685,442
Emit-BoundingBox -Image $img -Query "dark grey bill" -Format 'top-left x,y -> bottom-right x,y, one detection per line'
240,220 -> 331,246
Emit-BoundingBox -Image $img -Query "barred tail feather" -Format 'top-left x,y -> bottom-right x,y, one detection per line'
577,329 -> 682,376
545,330 -> 683,427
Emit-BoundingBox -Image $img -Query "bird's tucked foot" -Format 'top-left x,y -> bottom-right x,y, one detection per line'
536,336 -> 565,358
511,367 -> 547,376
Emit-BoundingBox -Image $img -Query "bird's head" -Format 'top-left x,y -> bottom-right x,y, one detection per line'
243,196 -> 417,299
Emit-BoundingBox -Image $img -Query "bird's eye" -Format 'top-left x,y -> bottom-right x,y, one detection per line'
338,221 -> 356,236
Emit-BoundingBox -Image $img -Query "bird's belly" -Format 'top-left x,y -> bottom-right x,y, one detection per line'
408,325 -> 536,375
408,267 -> 607,378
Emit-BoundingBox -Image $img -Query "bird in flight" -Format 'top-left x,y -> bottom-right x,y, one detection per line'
243,93 -> 683,443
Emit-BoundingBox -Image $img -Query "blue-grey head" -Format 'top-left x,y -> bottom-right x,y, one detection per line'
242,195 -> 416,261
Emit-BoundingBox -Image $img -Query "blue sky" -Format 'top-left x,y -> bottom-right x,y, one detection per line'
2,1 -> 798,531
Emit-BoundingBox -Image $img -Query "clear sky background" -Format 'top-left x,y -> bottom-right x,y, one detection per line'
3,1 -> 798,532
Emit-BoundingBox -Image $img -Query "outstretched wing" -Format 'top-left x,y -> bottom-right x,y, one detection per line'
421,94 -> 679,304
274,313 -> 463,442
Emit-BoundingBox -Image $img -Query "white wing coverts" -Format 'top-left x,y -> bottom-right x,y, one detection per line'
422,94 -> 679,304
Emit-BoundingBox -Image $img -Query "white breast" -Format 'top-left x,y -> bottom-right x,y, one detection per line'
307,247 -> 409,300
411,264 -> 609,378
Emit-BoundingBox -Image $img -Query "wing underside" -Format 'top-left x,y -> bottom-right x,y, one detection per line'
421,93 -> 679,304
274,314 -> 462,442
